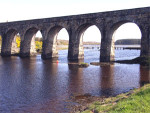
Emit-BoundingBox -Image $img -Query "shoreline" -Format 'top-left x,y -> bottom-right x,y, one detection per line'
90,56 -> 150,67
71,83 -> 150,113
71,57 -> 150,112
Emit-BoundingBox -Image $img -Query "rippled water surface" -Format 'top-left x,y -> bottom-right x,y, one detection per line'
0,49 -> 149,113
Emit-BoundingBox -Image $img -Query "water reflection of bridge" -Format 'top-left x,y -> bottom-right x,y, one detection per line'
84,45 -> 100,50
83,45 -> 141,50
115,45 -> 141,50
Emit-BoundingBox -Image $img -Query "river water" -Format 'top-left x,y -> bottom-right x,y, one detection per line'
0,48 -> 149,113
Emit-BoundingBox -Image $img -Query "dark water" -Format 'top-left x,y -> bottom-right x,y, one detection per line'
0,49 -> 149,113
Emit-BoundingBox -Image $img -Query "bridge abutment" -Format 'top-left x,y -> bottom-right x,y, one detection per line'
41,40 -> 58,59
1,34 -> 11,56
19,40 -> 31,57
20,36 -> 37,57
68,29 -> 84,61
100,28 -> 114,62
100,42 -> 112,62
140,25 -> 150,57
1,31 -> 19,56
68,42 -> 84,61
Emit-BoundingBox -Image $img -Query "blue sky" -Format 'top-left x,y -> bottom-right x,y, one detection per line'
0,0 -> 149,42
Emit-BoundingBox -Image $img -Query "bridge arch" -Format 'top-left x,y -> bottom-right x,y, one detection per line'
0,33 -> 2,53
109,21 -> 142,61
1,29 -> 21,56
74,23 -> 101,59
20,27 -> 43,57
42,25 -> 69,59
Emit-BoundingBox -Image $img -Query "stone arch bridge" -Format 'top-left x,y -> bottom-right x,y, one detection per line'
0,7 -> 150,62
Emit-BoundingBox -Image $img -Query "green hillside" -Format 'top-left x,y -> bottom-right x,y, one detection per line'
115,39 -> 141,45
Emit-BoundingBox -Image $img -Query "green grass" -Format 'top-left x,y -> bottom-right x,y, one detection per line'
78,62 -> 89,68
82,84 -> 150,113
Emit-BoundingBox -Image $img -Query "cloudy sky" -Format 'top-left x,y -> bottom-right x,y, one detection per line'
1,0 -> 150,22
0,0 -> 149,41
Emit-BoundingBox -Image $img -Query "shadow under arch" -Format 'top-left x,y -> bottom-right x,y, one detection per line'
20,27 -> 43,57
74,23 -> 101,60
109,21 -> 142,61
1,29 -> 21,56
42,26 -> 69,60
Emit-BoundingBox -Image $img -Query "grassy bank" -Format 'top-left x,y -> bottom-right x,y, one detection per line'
115,56 -> 150,66
81,84 -> 150,113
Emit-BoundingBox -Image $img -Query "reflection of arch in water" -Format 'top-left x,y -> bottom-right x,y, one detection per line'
140,66 -> 150,86
100,65 -> 115,96
39,62 -> 59,97
67,64 -> 84,95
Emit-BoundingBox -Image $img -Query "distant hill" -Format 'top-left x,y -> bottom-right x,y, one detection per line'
83,41 -> 100,45
57,40 -> 68,45
35,37 -> 42,41
35,38 -> 100,45
115,39 -> 141,45
57,40 -> 100,45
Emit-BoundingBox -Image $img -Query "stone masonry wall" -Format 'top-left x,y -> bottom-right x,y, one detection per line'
0,7 -> 150,62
